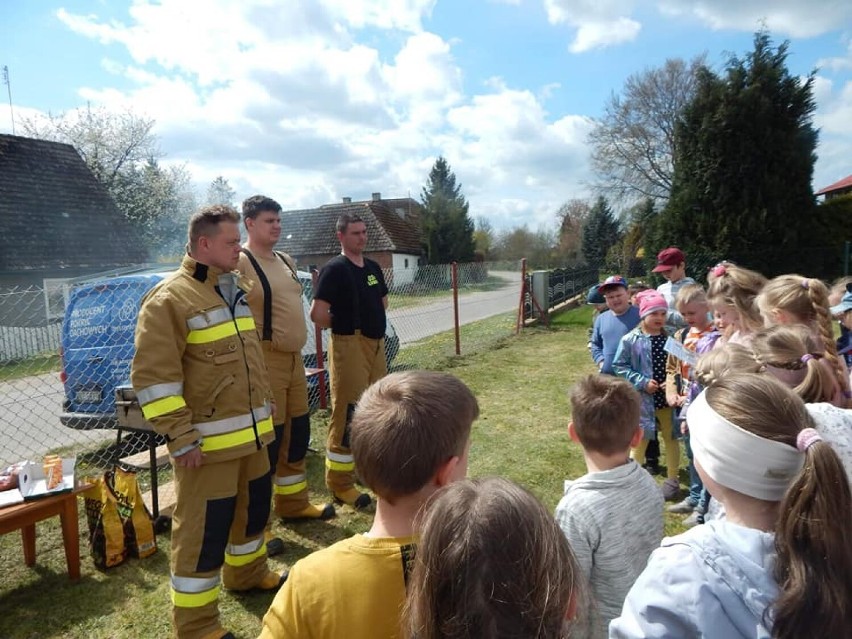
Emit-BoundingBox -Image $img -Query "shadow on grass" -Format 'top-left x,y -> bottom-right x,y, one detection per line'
0,544 -> 171,638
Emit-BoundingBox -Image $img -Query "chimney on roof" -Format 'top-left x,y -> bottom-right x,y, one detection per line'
342,197 -> 351,204
371,192 -> 381,201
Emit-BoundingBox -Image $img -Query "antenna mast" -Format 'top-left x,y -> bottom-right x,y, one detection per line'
2,66 -> 14,135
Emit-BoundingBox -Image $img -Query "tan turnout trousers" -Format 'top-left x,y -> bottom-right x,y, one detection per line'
325,332 -> 387,494
170,448 -> 272,639
262,345 -> 313,517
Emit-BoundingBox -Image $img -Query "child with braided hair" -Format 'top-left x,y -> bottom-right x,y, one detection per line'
757,275 -> 851,407
753,325 -> 852,487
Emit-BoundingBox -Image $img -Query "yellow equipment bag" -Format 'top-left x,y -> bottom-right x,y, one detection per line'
83,467 -> 157,569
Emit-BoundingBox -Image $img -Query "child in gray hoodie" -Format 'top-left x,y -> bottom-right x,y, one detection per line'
555,375 -> 664,638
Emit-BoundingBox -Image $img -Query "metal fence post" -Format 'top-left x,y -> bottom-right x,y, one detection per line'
311,269 -> 327,409
451,262 -> 460,355
516,258 -> 527,334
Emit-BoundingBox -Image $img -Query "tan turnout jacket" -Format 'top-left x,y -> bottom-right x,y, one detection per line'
131,255 -> 274,463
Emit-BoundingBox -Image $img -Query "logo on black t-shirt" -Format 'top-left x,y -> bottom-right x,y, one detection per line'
367,274 -> 379,286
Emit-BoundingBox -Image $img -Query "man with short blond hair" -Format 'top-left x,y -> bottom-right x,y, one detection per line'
132,204 -> 284,639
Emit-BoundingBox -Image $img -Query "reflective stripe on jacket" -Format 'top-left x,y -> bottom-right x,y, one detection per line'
131,255 -> 274,463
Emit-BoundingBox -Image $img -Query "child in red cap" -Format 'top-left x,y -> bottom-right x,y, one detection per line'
653,247 -> 696,333
612,290 -> 681,500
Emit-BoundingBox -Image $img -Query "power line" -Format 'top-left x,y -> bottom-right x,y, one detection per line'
2,65 -> 15,135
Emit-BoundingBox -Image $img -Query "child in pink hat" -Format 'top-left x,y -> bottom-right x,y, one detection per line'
613,289 -> 682,500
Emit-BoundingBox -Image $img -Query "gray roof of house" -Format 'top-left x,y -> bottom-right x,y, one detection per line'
0,134 -> 148,272
276,198 -> 423,256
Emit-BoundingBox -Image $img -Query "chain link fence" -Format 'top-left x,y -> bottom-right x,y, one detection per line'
0,261 -> 523,479
5,244 -> 846,507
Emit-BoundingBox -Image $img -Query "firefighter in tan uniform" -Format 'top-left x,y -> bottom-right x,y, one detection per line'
131,205 -> 285,639
237,195 -> 335,525
310,213 -> 388,509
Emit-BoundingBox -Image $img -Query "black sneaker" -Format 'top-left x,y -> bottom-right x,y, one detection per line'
643,462 -> 661,475
265,536 -> 286,558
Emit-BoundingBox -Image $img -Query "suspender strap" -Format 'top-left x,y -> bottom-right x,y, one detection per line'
240,247 -> 273,341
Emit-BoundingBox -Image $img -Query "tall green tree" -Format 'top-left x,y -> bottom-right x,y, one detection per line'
608,198 -> 655,276
581,196 -> 622,267
473,216 -> 495,259
658,32 -> 818,276
420,157 -> 475,263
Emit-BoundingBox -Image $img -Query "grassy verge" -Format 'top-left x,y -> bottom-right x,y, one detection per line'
0,305 -> 689,638
0,353 -> 61,382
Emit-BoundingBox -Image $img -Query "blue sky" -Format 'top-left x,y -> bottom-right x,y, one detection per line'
3,1 -> 852,230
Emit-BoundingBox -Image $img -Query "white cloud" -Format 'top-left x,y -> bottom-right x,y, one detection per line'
812,79 -> 852,190
570,17 -> 641,53
541,0 -> 851,54
818,39 -> 852,72
657,1 -> 852,39
322,0 -> 437,31
544,0 -> 641,52
43,0 -> 592,229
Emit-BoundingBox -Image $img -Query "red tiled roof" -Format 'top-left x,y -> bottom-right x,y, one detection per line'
275,198 -> 423,257
815,174 -> 852,196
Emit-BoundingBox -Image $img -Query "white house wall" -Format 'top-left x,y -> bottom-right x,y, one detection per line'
392,253 -> 420,286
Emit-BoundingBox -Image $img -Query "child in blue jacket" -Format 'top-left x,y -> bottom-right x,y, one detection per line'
613,290 -> 680,500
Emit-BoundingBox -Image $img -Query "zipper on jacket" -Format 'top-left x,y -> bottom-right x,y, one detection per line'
218,284 -> 262,450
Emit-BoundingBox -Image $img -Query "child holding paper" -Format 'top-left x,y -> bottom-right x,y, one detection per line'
613,290 -> 680,499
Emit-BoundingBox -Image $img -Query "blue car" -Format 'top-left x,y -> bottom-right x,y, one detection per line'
60,268 -> 400,430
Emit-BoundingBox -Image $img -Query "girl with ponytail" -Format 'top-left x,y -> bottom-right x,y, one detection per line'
611,374 -> 852,639
757,274 -> 851,407
753,324 -> 852,487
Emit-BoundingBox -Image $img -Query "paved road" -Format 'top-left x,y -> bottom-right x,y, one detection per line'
0,271 -> 522,466
389,270 -> 520,344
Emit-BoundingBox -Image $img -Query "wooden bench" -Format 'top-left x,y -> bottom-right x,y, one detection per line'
0,484 -> 90,581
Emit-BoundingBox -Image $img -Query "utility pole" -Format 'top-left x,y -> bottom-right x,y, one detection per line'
2,65 -> 14,135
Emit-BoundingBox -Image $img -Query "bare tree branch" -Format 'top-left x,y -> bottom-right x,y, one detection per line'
589,55 -> 707,204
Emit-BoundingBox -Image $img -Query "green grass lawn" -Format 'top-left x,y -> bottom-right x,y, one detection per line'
0,305 -> 689,639
0,353 -> 61,382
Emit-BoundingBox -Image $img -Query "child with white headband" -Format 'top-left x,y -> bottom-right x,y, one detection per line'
610,373 -> 852,639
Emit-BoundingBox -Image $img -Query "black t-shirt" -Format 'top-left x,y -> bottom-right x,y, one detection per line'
315,255 -> 388,339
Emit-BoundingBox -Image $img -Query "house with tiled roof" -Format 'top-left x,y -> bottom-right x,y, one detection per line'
0,134 -> 147,325
275,193 -> 424,286
815,174 -> 852,201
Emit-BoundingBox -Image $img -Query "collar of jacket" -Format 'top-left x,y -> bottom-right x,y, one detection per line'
179,254 -> 253,291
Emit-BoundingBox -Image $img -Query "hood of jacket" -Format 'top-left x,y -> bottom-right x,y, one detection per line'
669,519 -> 778,636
